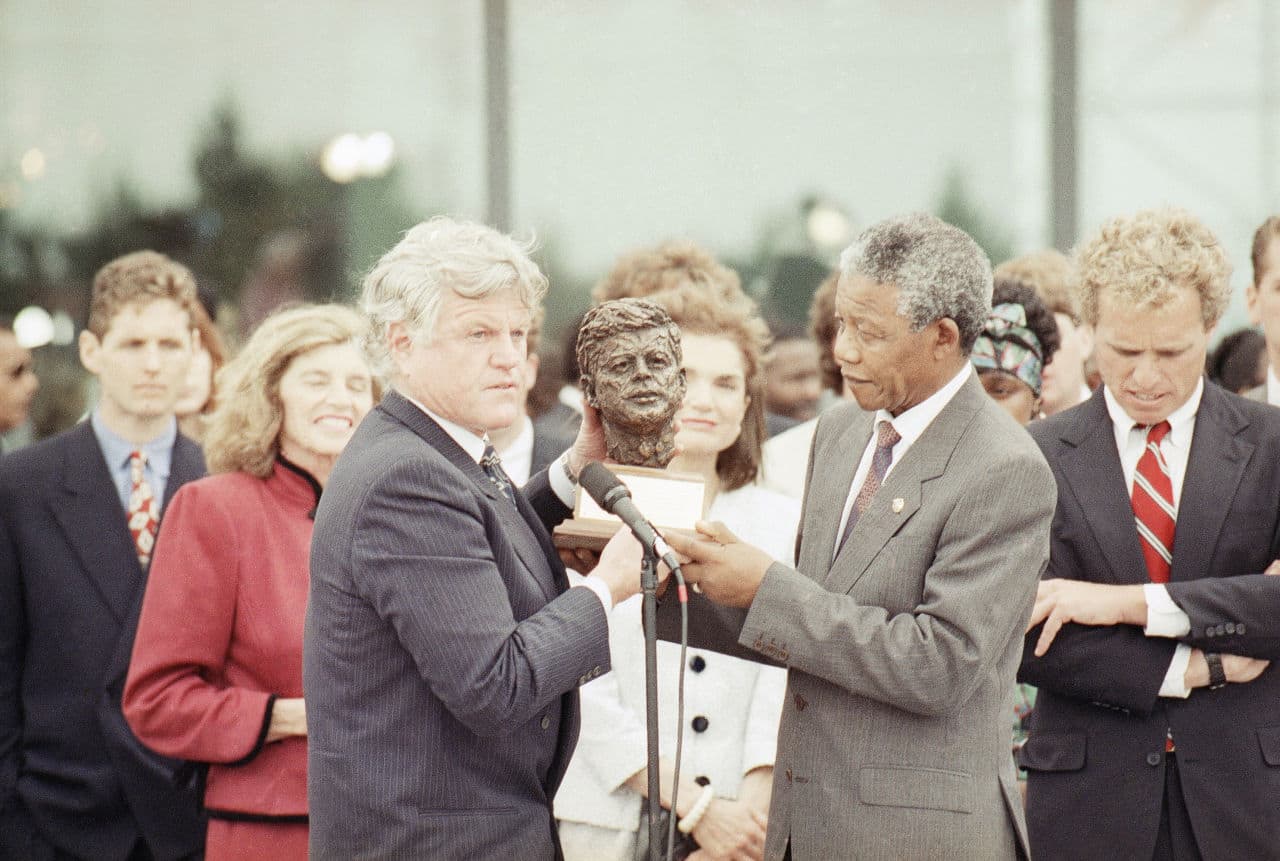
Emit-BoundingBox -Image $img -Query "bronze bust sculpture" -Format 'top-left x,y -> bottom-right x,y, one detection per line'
576,299 -> 686,468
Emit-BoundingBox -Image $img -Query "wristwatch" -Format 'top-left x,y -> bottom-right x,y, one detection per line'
1205,651 -> 1228,690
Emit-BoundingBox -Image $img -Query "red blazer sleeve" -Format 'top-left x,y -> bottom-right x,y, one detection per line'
123,479 -> 274,764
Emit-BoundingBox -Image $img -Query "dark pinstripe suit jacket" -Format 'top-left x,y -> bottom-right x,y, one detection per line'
304,391 -> 611,860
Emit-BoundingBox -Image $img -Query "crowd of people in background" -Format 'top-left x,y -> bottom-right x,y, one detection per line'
1,206 -> 1278,860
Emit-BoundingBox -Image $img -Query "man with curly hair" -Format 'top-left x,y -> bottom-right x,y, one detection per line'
1020,207 -> 1280,859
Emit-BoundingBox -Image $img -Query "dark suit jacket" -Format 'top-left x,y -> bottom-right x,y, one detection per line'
304,391 -> 611,860
1020,382 -> 1280,859
531,402 -> 581,459
0,421 -> 206,861
529,419 -> 576,479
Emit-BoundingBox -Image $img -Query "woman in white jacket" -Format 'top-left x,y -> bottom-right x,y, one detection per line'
557,281 -> 799,861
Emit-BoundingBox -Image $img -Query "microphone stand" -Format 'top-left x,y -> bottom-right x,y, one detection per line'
640,542 -> 663,861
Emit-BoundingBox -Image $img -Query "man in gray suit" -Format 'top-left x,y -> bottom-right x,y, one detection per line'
305,217 -> 650,859
665,213 -> 1056,859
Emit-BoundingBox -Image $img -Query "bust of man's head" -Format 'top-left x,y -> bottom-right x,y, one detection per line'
576,298 -> 686,468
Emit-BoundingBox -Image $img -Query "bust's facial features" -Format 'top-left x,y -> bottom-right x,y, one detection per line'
587,327 -> 683,431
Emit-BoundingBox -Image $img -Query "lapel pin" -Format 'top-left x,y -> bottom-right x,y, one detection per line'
892,498 -> 905,513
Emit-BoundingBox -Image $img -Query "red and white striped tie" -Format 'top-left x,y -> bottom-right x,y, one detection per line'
1131,421 -> 1175,584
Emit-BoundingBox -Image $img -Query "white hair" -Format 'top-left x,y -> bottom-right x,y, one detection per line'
839,212 -> 993,352
360,216 -> 548,377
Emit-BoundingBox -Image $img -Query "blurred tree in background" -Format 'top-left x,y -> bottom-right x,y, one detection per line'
935,165 -> 1014,267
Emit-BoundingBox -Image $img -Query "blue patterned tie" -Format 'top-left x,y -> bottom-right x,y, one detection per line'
481,443 -> 517,506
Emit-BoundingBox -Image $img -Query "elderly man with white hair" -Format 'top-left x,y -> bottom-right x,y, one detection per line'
664,212 -> 1057,859
304,217 -> 650,860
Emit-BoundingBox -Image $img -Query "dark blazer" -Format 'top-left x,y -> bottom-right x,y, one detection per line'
304,391 -> 611,860
1020,382 -> 1280,859
531,402 -> 581,457
0,421 -> 206,861
530,418 -> 576,479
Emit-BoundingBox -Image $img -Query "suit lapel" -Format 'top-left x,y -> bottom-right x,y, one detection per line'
380,392 -> 562,602
50,423 -> 142,624
799,409 -> 872,579
821,375 -> 985,595
162,434 -> 207,510
1170,384 -> 1252,583
1055,388 -> 1148,584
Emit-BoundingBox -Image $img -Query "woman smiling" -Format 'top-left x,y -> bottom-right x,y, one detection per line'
557,281 -> 799,861
123,304 -> 379,860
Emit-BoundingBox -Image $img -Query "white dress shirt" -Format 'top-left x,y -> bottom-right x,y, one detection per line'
497,416 -> 535,485
834,363 -> 973,554
400,392 -> 613,612
1267,365 -> 1280,407
1102,380 -> 1204,698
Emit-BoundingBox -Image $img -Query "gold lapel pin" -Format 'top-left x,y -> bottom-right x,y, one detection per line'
892,498 -> 905,513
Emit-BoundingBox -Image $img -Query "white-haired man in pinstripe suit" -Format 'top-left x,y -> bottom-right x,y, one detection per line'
305,217 -> 651,860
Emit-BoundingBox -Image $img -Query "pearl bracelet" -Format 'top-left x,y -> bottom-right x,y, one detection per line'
677,784 -> 715,834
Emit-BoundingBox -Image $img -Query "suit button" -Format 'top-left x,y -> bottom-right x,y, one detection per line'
1225,623 -> 1237,635
785,768 -> 793,783
691,716 -> 709,733
1238,623 -> 1247,635
694,775 -> 710,787
1146,752 -> 1161,767
690,655 -> 707,673
793,693 -> 808,712
1215,624 -> 1227,636
540,716 -> 551,730
1205,627 -> 1216,637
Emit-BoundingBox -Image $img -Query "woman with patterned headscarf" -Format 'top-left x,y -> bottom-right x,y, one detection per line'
970,276 -> 1062,800
972,277 -> 1062,425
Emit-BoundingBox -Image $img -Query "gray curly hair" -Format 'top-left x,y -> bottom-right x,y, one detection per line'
359,216 -> 547,378
839,212 -> 993,353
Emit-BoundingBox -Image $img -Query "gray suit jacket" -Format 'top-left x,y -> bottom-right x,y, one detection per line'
304,391 -> 611,860
665,373 -> 1055,859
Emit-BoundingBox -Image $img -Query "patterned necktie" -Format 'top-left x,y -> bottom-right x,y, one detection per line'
480,443 -> 517,506
1131,421 -> 1176,583
127,450 -> 159,568
838,420 -> 902,551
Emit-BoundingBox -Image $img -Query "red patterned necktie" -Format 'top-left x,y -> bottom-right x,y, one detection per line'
1131,421 -> 1175,583
838,420 -> 902,551
127,450 -> 159,568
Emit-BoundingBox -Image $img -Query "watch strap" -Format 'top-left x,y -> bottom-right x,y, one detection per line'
1205,651 -> 1228,690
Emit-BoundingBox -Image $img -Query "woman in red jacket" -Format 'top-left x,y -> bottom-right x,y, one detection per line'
124,303 -> 379,859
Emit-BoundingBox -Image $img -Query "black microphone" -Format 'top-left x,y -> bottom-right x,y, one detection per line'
579,462 -> 682,573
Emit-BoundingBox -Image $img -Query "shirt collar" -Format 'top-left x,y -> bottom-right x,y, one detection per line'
874,363 -> 973,449
399,392 -> 488,464
89,408 -> 177,469
1267,365 -> 1280,406
1103,377 -> 1203,447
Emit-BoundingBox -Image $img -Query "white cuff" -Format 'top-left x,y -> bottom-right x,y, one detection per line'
1144,583 -> 1191,638
577,576 -> 615,614
549,453 -> 578,509
1158,643 -> 1193,698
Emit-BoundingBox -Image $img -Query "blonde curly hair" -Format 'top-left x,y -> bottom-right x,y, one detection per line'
1074,207 -> 1231,328
994,249 -> 1078,322
204,304 -> 381,478
592,240 -> 745,306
